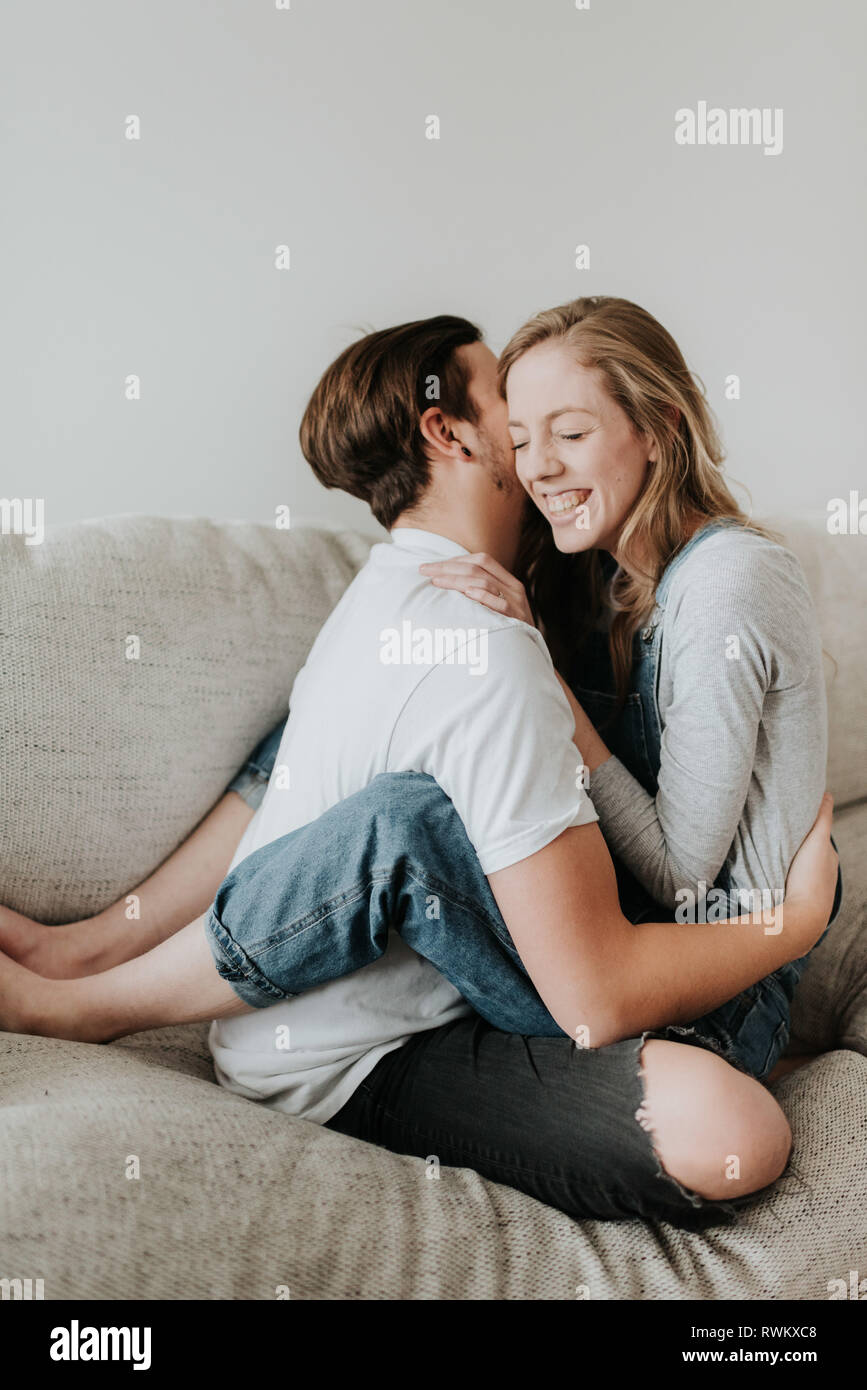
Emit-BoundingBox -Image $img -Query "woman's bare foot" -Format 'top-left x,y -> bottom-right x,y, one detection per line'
0,916 -> 247,1044
0,945 -> 129,1043
0,904 -> 101,979
0,793 -> 254,982
0,945 -> 59,1036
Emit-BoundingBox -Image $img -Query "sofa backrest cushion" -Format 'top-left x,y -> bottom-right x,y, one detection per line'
769,516 -> 866,810
2,512 -> 862,924
2,516 -> 372,922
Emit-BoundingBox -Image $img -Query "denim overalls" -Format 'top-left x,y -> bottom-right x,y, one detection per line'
564,519 -> 841,1076
567,521 -> 747,800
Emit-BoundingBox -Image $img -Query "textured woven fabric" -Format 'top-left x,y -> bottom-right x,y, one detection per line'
0,515 -> 372,923
0,1029 -> 863,1300
768,516 -> 867,808
0,513 -> 865,1300
790,801 -> 867,1057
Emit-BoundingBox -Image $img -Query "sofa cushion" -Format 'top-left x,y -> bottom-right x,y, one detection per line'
768,516 -> 867,808
0,517 -> 372,923
3,513 -> 861,927
789,799 -> 867,1057
0,1027 -> 863,1300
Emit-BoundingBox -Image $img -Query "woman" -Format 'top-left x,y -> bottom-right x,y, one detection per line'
0,297 -> 839,1226
206,294 -> 839,1082
418,296 -> 842,1079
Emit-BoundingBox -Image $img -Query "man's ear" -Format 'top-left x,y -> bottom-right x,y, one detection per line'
419,406 -> 470,460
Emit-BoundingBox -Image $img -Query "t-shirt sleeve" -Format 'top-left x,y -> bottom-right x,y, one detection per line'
386,625 -> 598,875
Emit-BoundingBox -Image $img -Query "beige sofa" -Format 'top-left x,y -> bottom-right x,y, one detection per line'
1,513 -> 865,1300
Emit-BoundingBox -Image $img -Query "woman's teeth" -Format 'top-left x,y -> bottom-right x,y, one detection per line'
547,489 -> 590,515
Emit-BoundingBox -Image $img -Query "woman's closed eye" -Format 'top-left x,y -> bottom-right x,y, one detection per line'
511,433 -> 586,450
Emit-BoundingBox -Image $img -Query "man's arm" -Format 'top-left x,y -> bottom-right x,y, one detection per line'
488,797 -> 838,1048
391,621 -> 836,1044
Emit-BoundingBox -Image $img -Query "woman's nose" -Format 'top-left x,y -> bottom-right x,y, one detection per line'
522,442 -> 564,482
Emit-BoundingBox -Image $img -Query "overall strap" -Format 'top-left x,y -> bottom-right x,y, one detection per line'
655,517 -> 745,606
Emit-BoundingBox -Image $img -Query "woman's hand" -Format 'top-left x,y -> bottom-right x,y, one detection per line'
418,554 -> 536,626
783,793 -> 839,948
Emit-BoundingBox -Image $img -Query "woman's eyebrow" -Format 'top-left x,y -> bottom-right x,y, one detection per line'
508,406 -> 596,426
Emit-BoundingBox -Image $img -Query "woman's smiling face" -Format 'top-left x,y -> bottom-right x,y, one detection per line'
506,341 -> 656,555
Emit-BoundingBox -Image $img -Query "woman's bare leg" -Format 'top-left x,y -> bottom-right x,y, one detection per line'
0,915 -> 249,1042
0,792 -> 253,979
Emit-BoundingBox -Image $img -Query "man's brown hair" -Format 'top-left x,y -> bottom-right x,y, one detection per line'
299,315 -> 483,528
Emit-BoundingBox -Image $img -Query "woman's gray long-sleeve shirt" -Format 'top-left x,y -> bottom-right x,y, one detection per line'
588,527 -> 828,910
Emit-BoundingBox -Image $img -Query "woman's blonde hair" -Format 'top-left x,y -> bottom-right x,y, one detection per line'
500,296 -> 761,701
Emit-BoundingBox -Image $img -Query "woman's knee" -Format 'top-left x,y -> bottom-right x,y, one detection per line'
638,1038 -> 792,1201
366,772 -> 473,858
366,771 -> 446,822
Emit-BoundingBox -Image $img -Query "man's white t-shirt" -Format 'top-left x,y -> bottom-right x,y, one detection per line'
209,528 -> 597,1123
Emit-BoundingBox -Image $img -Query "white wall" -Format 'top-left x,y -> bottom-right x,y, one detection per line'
4,0 -> 864,535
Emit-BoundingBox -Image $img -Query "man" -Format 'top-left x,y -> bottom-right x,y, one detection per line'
0,316 -> 835,1225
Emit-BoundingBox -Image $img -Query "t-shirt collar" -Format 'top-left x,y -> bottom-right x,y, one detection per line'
388,527 -> 470,559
